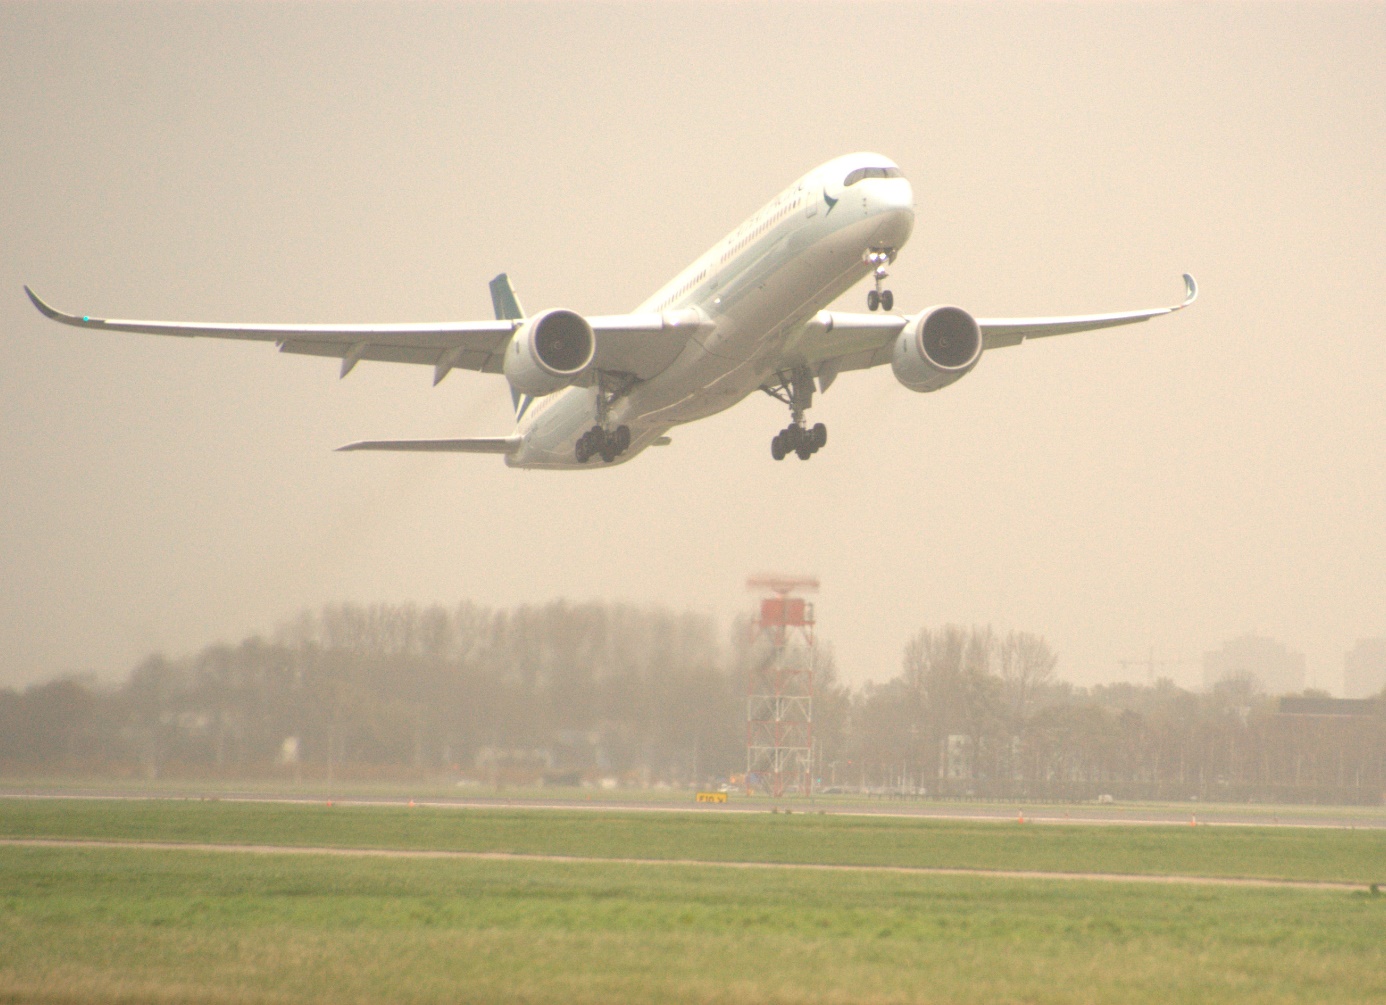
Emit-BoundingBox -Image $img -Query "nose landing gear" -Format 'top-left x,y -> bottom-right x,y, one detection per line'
865,249 -> 896,311
762,367 -> 827,462
576,424 -> 630,464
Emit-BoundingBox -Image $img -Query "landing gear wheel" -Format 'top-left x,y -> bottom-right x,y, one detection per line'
579,429 -> 602,463
579,423 -> 635,464
880,290 -> 894,311
770,421 -> 828,461
867,290 -> 880,312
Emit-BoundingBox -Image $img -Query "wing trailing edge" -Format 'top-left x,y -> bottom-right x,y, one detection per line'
975,273 -> 1199,347
336,436 -> 521,455
23,285 -> 702,383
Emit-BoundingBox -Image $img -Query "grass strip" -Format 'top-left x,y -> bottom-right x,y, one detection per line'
1,797 -> 1384,884
1,844 -> 1382,1004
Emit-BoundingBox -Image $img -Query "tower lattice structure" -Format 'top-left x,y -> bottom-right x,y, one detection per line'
745,575 -> 818,798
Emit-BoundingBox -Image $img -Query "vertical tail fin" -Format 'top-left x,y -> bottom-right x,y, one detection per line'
489,273 -> 526,321
490,274 -> 529,416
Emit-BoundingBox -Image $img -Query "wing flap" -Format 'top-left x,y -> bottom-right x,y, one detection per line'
820,344 -> 894,379
276,339 -> 499,373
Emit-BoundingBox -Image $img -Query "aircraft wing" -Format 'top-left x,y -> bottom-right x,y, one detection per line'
973,274 -> 1198,348
796,274 -> 1197,387
336,436 -> 521,454
23,287 -> 699,384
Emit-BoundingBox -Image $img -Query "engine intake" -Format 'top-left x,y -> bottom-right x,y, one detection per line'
891,305 -> 983,393
504,309 -> 596,396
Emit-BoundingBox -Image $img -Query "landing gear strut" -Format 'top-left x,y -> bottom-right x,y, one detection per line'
575,373 -> 635,464
865,249 -> 896,312
762,367 -> 827,461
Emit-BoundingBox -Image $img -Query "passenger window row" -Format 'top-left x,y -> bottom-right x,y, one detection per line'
719,190 -> 803,267
661,267 -> 709,311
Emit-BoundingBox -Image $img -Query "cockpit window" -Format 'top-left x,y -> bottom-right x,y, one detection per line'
843,166 -> 904,186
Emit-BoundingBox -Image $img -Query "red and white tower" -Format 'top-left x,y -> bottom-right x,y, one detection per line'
745,575 -> 818,798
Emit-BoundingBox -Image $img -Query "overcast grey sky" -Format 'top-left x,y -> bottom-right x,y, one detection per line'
2,2 -> 1382,693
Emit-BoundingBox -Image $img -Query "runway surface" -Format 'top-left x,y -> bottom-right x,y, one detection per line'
1,837 -> 1371,892
3,786 -> 1383,829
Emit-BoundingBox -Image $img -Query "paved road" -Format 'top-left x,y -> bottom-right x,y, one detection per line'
0,837 -> 1371,892
2,787 -> 1383,829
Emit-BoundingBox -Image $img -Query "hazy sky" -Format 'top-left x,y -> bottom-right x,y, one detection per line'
2,2 -> 1383,694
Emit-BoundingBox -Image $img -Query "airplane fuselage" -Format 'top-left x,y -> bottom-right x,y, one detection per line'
508,153 -> 915,468
25,153 -> 1195,464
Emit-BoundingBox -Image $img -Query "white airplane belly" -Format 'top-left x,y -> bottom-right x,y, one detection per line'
627,217 -> 883,425
512,202 -> 910,458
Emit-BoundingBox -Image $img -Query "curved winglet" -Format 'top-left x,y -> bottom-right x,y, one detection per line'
24,286 -> 88,326
1179,273 -> 1198,309
975,272 -> 1200,349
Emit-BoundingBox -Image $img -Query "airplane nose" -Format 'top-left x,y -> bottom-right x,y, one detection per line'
870,180 -> 915,244
880,179 -> 914,215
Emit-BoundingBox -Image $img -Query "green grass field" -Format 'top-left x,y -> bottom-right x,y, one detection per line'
1,799 -> 1382,1003
3,798 -> 1384,883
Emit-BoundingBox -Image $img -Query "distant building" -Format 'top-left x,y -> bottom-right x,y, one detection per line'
943,734 -> 972,780
1344,637 -> 1386,699
1278,695 -> 1378,717
1202,634 -> 1305,695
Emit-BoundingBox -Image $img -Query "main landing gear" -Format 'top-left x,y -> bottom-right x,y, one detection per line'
762,367 -> 827,462
771,422 -> 826,461
575,372 -> 636,463
865,249 -> 895,312
576,424 -> 630,464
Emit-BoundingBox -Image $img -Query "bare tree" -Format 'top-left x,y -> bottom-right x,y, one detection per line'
998,631 -> 1058,723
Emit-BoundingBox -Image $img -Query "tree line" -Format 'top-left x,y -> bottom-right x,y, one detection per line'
843,625 -> 1384,805
2,604 -> 1382,804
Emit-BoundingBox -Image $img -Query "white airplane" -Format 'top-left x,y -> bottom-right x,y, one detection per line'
26,152 -> 1195,469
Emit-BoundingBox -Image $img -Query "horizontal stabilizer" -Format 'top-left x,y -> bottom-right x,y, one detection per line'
336,436 -> 521,454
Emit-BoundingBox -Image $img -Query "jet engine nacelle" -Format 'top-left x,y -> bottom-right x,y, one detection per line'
503,309 -> 596,397
891,305 -> 983,393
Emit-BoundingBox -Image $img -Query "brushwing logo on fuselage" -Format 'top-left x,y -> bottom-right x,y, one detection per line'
822,188 -> 838,214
